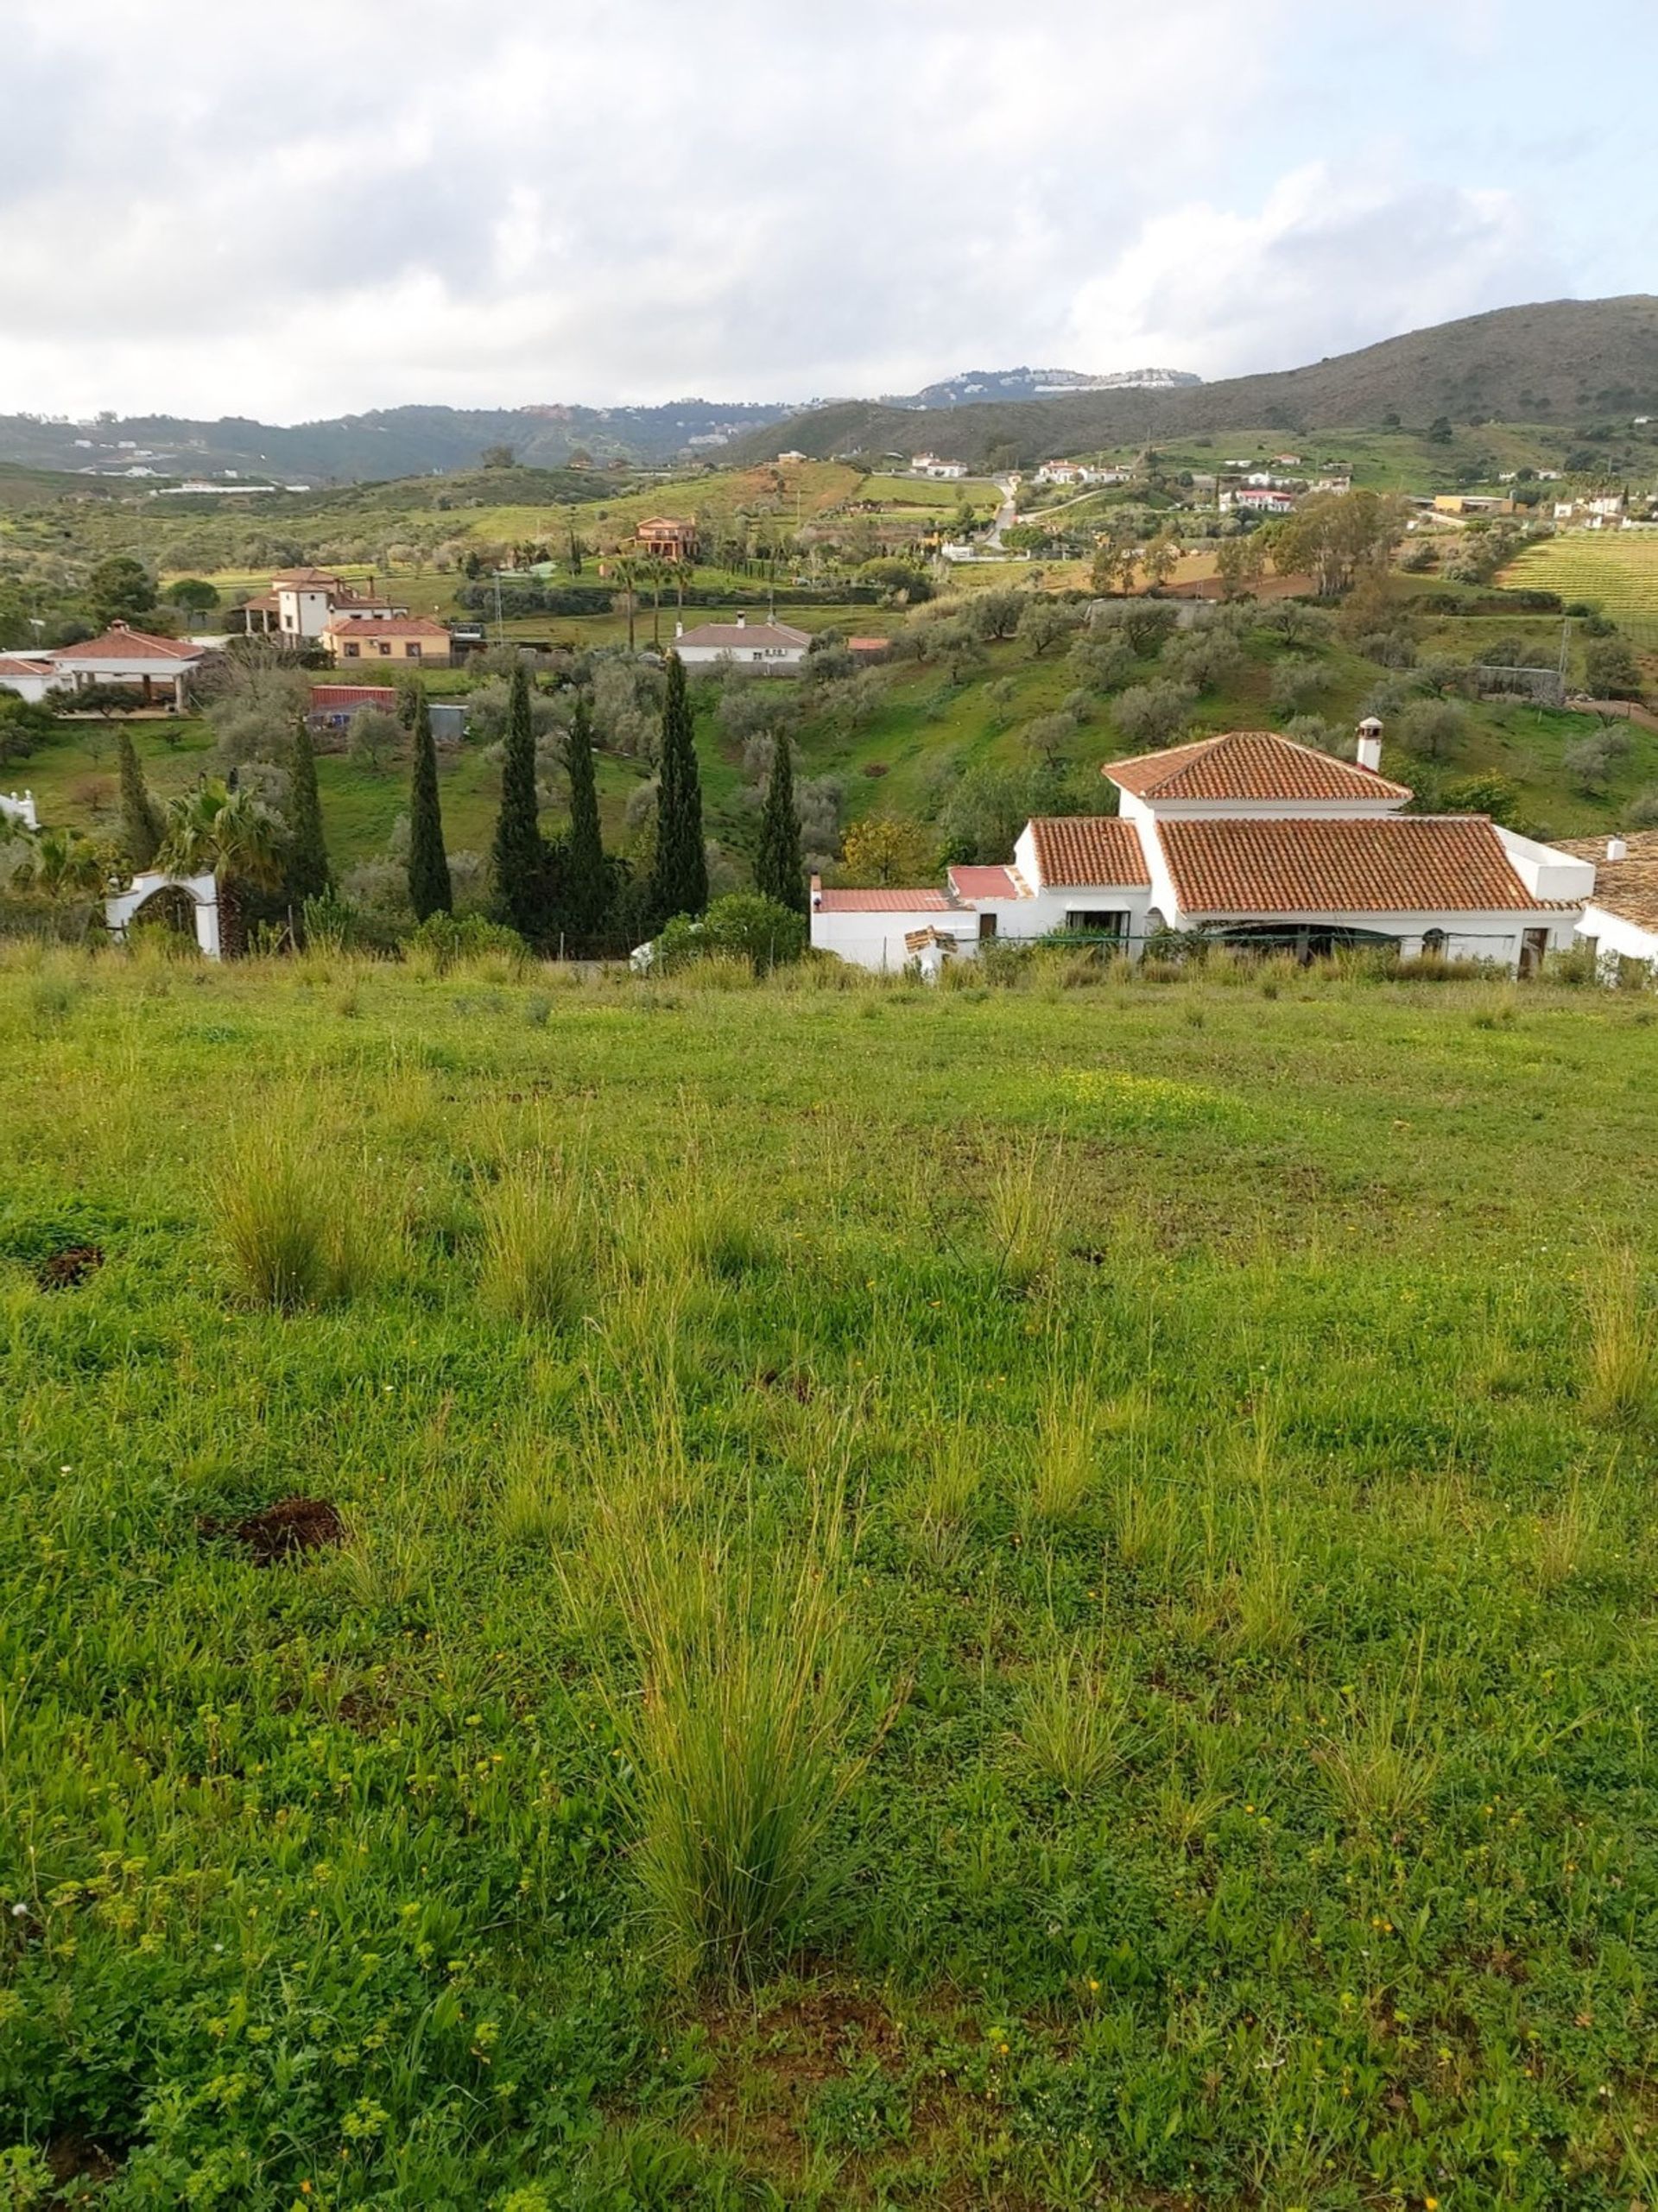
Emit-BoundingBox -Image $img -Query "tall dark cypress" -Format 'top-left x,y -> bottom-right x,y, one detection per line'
754,730 -> 806,914
491,662 -> 542,934
563,692 -> 608,938
406,682 -> 452,920
117,727 -> 162,869
649,651 -> 706,926
285,715 -> 331,904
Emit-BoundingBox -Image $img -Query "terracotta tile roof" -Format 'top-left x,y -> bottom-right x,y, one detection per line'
1105,730 -> 1411,804
310,685 -> 400,711
1028,816 -> 1151,887
948,864 -> 1022,900
1557,831 -> 1658,934
1157,816 -> 1558,916
815,887 -> 952,913
322,616 -> 450,640
242,592 -> 282,613
271,567 -> 345,586
51,623 -> 205,662
0,655 -> 56,678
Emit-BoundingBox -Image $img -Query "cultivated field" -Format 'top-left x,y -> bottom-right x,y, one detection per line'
1501,535 -> 1658,647
3,945 -> 1658,2207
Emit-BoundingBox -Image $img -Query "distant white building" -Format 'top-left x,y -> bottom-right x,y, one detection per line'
672,616 -> 810,670
44,623 -> 206,710
909,453 -> 967,480
0,654 -> 67,705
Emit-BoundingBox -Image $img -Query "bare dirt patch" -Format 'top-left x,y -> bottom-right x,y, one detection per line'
37,1244 -> 104,1290
215,1495 -> 346,1566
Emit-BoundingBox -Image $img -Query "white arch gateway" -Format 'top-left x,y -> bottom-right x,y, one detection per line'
105,870 -> 222,959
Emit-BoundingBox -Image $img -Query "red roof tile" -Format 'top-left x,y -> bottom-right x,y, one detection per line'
815,888 -> 952,913
1027,816 -> 1150,887
322,616 -> 450,640
1106,730 -> 1410,804
310,685 -> 399,711
52,623 -> 205,662
948,864 -> 1022,900
0,655 -> 56,679
1157,816 -> 1553,915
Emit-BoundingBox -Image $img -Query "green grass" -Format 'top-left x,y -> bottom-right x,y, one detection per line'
3,946 -> 1658,2204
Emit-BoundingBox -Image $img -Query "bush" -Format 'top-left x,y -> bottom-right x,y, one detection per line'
656,892 -> 806,975
1585,638 -> 1643,700
407,911 -> 527,974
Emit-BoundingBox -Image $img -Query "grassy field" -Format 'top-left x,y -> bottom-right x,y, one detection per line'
3,947 -> 1658,2208
1500,537 -> 1658,648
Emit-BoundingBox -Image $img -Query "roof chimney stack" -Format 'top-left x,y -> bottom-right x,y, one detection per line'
809,872 -> 823,912
736,613 -> 746,628
1355,716 -> 1383,774
1607,836 -> 1628,862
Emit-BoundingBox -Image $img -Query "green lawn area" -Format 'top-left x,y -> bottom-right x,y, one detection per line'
3,951 -> 1658,2206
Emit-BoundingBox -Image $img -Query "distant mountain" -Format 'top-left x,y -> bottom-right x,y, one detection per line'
0,399 -> 797,483
876,365 -> 1200,408
730,297 -> 1658,467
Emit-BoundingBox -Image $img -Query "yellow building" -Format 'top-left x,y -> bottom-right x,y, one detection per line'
322,616 -> 452,667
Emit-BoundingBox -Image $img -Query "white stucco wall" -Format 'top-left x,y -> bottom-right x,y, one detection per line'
810,908 -> 976,970
1576,902 -> 1658,967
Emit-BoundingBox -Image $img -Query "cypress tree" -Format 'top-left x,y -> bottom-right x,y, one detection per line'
754,730 -> 806,913
116,727 -> 162,869
285,714 -> 331,905
491,662 -> 542,934
562,692 -> 607,939
649,651 -> 706,926
406,683 -> 452,920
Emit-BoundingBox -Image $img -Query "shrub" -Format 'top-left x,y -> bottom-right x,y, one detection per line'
407,911 -> 527,975
656,892 -> 806,976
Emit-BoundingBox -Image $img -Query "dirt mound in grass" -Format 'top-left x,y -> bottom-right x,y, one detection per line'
225,1496 -> 345,1565
37,1244 -> 104,1290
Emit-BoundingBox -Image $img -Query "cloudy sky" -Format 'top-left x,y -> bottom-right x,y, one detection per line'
3,0 -> 1653,424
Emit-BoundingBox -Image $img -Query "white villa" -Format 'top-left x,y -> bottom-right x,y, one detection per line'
811,724 -> 1592,975
671,616 -> 810,671
909,453 -> 967,480
0,623 -> 206,710
240,567 -> 410,641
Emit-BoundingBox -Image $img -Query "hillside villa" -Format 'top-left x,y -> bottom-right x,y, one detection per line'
670,615 -> 810,670
635,517 -> 698,562
909,453 -> 967,480
1556,832 -> 1658,969
810,724 -> 1592,976
0,622 -> 206,709
240,567 -> 410,641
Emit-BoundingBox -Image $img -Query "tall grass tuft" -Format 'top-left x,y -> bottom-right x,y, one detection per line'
1583,1241 -> 1655,1424
897,1417 -> 981,1566
987,1137 -> 1068,1292
598,1498 -> 863,1981
477,1165 -> 589,1324
1030,1368 -> 1099,1524
218,1123 -> 366,1310
1317,1643 -> 1438,1836
1013,1645 -> 1131,1798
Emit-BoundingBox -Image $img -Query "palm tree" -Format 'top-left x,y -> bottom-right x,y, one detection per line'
640,554 -> 673,648
158,781 -> 284,951
16,825 -> 109,901
605,549 -> 642,653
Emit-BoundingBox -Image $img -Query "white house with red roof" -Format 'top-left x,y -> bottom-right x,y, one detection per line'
672,616 -> 810,671
46,622 -> 206,708
0,654 -> 67,705
809,723 -> 1593,974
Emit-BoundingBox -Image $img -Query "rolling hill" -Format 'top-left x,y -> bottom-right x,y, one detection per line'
733,296 -> 1658,466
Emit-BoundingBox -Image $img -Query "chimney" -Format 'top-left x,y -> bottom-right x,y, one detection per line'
674,619 -> 684,638
1607,836 -> 1628,862
736,613 -> 746,628
809,873 -> 823,912
1355,716 -> 1383,774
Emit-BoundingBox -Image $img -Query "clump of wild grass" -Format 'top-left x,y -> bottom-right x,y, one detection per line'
1583,1241 -> 1655,1424
1013,1645 -> 1131,1798
1317,1645 -> 1438,1836
477,1164 -> 590,1324
595,1498 -> 864,1981
1030,1368 -> 1099,1524
1533,1469 -> 1607,1587
218,1123 -> 368,1310
634,1171 -> 769,1282
987,1137 -> 1067,1292
896,1418 -> 981,1566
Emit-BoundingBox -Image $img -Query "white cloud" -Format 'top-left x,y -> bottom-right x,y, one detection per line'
1066,164 -> 1563,381
0,0 -> 1614,422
